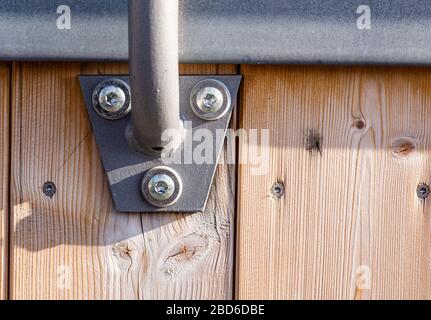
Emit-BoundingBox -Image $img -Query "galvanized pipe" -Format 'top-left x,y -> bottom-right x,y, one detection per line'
128,0 -> 181,153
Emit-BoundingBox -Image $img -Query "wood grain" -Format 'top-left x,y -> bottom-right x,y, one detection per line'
10,62 -> 237,300
237,65 -> 431,300
0,63 -> 10,300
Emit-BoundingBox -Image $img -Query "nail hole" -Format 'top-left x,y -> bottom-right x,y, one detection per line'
417,183 -> 430,200
354,119 -> 366,130
42,181 -> 57,199
270,182 -> 285,200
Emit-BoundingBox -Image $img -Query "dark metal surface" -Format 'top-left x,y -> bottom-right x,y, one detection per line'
1,0 -> 431,64
80,75 -> 242,213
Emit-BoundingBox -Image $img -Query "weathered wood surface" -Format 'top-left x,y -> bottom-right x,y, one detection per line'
10,62 -> 237,300
237,65 -> 431,300
0,63 -> 10,300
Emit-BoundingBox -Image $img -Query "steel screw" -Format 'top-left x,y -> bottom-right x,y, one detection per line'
141,167 -> 182,208
92,79 -> 131,120
417,183 -> 430,200
198,88 -> 224,113
270,182 -> 285,200
42,181 -> 57,199
190,79 -> 231,121
99,85 -> 126,113
203,93 -> 218,109
148,174 -> 175,201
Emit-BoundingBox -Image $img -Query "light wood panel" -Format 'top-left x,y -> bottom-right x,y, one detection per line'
237,65 -> 431,300
0,63 -> 10,300
10,62 -> 237,300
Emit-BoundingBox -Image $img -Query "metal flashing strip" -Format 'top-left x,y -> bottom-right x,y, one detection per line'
1,0 -> 431,64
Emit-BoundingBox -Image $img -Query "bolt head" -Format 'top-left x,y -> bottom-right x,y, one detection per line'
270,182 -> 285,200
141,167 -> 183,208
148,174 -> 175,201
42,181 -> 57,199
197,88 -> 224,113
99,85 -> 126,113
92,79 -> 131,120
417,183 -> 430,199
190,79 -> 231,121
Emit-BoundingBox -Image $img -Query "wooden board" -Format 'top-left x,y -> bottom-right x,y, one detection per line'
237,65 -> 431,300
10,62 -> 237,300
0,63 -> 10,300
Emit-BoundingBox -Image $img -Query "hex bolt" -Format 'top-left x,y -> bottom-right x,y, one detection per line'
92,79 -> 131,120
141,167 -> 183,208
190,79 -> 231,121
417,183 -> 430,200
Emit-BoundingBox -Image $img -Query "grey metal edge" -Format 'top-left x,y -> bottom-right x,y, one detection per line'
0,0 -> 430,64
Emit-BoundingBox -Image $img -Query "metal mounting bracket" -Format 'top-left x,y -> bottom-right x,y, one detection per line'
80,75 -> 241,212
79,1 -> 243,213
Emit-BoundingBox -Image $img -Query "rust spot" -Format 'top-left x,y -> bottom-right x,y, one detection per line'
306,130 -> 322,155
391,137 -> 419,159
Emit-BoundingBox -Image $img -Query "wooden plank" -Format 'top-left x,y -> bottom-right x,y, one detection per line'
10,62 -> 237,300
0,63 -> 10,300
237,65 -> 431,300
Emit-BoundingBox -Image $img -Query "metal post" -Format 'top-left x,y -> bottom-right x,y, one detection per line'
128,0 -> 181,154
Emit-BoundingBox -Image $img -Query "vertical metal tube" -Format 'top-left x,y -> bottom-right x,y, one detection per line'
128,0 -> 181,153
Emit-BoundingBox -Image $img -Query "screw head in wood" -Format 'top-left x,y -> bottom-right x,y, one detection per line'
42,181 -> 57,199
141,167 -> 183,208
417,183 -> 430,200
190,79 -> 231,121
92,79 -> 131,120
270,182 -> 285,200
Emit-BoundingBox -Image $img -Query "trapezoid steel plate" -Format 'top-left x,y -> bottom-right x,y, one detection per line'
79,75 -> 242,213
